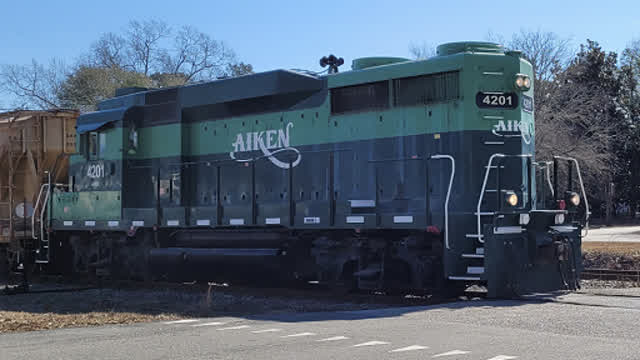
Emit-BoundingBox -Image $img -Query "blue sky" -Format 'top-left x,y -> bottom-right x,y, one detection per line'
1,0 -> 638,79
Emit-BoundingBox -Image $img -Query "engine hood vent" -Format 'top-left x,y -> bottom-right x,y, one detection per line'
436,42 -> 503,56
351,57 -> 410,70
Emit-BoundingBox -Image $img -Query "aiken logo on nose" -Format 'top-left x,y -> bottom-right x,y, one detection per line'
229,122 -> 302,169
492,119 -> 534,145
492,120 -> 532,134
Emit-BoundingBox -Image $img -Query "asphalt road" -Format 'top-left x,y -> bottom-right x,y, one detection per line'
2,294 -> 640,360
583,225 -> 640,242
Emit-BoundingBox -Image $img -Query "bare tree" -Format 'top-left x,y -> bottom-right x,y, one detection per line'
535,74 -> 612,181
159,25 -> 234,83
0,59 -> 66,109
487,30 -> 576,153
535,39 -> 627,218
88,32 -> 129,69
510,30 -> 573,82
1,19 -> 251,111
408,41 -> 436,60
127,19 -> 171,76
487,31 -> 622,209
485,30 -> 506,47
487,29 -> 574,105
622,38 -> 640,66
225,62 -> 254,77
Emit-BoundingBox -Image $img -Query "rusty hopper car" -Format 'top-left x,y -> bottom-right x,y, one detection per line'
0,110 -> 77,274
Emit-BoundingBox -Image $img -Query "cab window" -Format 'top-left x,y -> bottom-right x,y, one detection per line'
89,132 -> 98,160
99,133 -> 107,157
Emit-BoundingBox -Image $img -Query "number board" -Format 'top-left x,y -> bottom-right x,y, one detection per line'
476,92 -> 518,109
522,94 -> 534,113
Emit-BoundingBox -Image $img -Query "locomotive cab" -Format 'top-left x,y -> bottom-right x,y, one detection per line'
52,107 -> 127,232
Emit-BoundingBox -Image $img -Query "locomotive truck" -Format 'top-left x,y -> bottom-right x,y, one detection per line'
26,41 -> 586,297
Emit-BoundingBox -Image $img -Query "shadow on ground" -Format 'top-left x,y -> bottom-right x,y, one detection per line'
0,279 -> 556,326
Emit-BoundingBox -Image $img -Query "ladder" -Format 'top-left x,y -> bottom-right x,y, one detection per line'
451,153 -> 533,281
33,181 -> 51,264
32,153 -> 68,264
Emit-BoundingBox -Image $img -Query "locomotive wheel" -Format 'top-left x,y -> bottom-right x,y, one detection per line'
329,261 -> 358,295
328,278 -> 357,296
440,281 -> 468,299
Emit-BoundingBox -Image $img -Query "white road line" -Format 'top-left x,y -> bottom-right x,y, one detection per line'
163,319 -> 199,325
281,332 -> 316,338
217,325 -> 250,331
389,345 -> 429,353
251,328 -> 283,333
316,336 -> 349,342
486,356 -> 518,360
192,322 -> 226,327
433,350 -> 471,357
353,341 -> 390,347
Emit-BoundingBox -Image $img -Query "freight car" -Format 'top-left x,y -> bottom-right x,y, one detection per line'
0,110 -> 77,281
33,42 -> 587,297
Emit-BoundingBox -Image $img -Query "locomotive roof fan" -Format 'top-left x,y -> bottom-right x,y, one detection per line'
320,54 -> 344,74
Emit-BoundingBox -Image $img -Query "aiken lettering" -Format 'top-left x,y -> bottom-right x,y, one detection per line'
492,119 -> 534,145
493,120 -> 530,133
230,122 -> 302,169
232,122 -> 293,153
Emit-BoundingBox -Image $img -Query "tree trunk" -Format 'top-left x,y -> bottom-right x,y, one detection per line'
605,182 -> 615,226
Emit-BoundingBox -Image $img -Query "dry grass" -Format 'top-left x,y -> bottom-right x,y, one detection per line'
582,242 -> 640,271
0,311 -> 178,333
582,242 -> 640,256
0,285 -> 390,334
0,288 -> 197,333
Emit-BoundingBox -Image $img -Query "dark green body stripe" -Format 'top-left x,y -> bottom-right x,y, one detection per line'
56,130 -> 531,231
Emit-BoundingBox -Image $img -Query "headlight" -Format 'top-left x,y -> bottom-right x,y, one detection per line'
514,74 -> 531,91
505,192 -> 518,207
555,214 -> 565,224
515,76 -> 524,88
569,192 -> 580,206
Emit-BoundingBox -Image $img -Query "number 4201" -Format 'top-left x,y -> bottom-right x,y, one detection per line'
482,94 -> 512,106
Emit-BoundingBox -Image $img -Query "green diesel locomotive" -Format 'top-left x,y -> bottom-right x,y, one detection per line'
33,41 -> 586,297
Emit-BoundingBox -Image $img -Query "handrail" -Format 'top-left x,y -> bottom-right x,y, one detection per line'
430,154 -> 455,250
32,184 -> 48,239
475,153 -> 533,242
476,154 -> 505,242
544,161 -> 555,197
553,156 -> 590,236
39,184 -> 51,245
534,161 -> 555,198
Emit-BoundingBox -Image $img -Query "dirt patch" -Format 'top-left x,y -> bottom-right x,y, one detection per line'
582,252 -> 640,270
0,311 -> 177,333
583,241 -> 640,255
0,285 -> 402,334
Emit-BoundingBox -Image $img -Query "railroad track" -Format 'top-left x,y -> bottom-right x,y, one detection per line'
2,275 -> 466,307
582,268 -> 640,282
